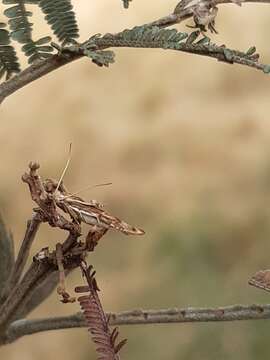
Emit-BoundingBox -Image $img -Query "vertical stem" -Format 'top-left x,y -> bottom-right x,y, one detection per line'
2,214 -> 41,300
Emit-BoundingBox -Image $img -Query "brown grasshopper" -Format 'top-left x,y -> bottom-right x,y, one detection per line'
43,177 -> 145,236
24,156 -> 144,303
249,270 -> 270,293
41,144 -> 145,237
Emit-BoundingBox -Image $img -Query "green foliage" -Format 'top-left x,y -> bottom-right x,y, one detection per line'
97,26 -> 268,72
2,0 -> 53,63
99,26 -> 211,52
83,49 -> 115,67
0,1 -> 269,84
3,0 -> 39,43
113,26 -> 190,49
54,40 -> 115,67
100,26 -> 210,52
38,0 -> 79,45
21,36 -> 53,63
0,22 -> 20,79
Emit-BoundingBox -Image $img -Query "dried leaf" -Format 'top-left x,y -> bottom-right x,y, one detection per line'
77,265 -> 127,359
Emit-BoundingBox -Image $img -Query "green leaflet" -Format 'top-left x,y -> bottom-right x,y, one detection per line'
100,26 -> 189,49
2,0 -> 53,64
246,46 -> 256,56
38,0 -> 79,45
83,49 -> 115,67
57,41 -> 115,68
21,38 -> 53,63
0,23 -> 20,80
0,28 -> 10,45
4,5 -> 32,19
0,0 -> 80,79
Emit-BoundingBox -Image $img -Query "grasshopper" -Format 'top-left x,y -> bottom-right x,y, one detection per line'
41,144 -> 144,236
43,177 -> 145,236
249,270 -> 270,293
24,154 -> 144,304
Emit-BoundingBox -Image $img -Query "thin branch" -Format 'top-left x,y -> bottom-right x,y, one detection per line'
4,303 -> 270,343
217,0 -> 270,4
148,0 -> 270,28
0,0 -> 269,104
0,256 -> 55,330
0,213 -> 14,302
3,214 -> 41,298
0,232 -> 79,332
0,53 -> 81,104
93,35 -> 267,72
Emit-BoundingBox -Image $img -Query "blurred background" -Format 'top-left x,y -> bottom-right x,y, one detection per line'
1,1 -> 270,359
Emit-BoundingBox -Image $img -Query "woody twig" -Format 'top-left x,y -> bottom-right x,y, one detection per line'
1,213 -> 42,301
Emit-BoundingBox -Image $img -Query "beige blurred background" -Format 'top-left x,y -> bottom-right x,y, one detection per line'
1,1 -> 270,359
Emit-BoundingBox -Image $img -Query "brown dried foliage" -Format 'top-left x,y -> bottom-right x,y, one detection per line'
76,265 -> 127,360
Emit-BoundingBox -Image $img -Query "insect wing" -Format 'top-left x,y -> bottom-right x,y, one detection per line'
249,270 -> 270,292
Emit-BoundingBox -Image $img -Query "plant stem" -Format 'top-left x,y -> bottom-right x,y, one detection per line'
3,303 -> 270,344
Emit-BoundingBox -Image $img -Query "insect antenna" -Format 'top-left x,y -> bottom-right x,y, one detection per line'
61,182 -> 112,200
55,143 -> 72,193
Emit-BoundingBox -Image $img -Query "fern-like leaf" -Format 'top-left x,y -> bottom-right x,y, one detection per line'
3,0 -> 53,64
92,26 -> 269,73
98,26 -> 189,49
76,265 -> 127,360
0,22 -> 20,80
38,0 -> 79,45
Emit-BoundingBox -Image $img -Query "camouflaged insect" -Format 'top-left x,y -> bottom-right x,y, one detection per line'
43,179 -> 145,236
249,270 -> 270,293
